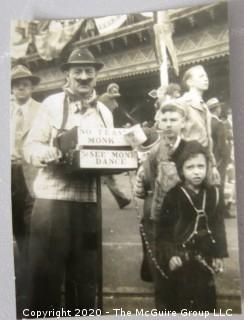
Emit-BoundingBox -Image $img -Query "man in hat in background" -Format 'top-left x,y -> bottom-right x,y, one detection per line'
23,48 -> 113,315
100,82 -> 137,127
99,83 -> 131,209
11,64 -> 40,316
99,82 -> 120,113
207,97 -> 231,193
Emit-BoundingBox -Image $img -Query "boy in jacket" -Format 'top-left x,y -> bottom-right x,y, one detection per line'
134,100 -> 188,281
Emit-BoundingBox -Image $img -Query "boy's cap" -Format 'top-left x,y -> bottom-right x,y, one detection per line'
174,140 -> 209,176
159,99 -> 186,117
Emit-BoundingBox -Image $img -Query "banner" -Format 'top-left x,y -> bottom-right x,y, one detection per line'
11,21 -> 29,59
35,20 -> 83,61
95,15 -> 127,35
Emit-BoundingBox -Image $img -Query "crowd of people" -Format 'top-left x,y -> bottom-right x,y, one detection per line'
135,65 -> 234,311
10,47 -> 235,317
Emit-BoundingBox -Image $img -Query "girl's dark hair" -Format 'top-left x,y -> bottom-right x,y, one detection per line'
175,141 -> 209,181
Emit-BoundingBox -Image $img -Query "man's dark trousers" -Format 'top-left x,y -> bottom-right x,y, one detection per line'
11,163 -> 34,251
11,163 -> 34,317
27,199 -> 98,315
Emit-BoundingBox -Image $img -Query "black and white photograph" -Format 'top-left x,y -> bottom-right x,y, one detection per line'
9,1 -> 242,318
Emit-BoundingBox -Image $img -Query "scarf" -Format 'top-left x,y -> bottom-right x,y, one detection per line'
63,85 -> 97,113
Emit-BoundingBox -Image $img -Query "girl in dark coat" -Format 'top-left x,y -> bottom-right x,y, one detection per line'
155,141 -> 228,312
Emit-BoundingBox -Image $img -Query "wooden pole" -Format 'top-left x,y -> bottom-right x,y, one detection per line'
159,40 -> 168,87
96,175 -> 103,313
158,11 -> 169,88
154,11 -> 169,88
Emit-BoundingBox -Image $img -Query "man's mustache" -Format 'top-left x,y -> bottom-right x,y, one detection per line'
75,78 -> 93,85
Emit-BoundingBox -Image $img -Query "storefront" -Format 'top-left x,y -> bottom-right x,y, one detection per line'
12,2 -> 229,123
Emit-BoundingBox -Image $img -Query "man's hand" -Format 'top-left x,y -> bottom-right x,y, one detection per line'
33,146 -> 62,167
212,258 -> 224,273
41,146 -> 62,163
169,256 -> 183,271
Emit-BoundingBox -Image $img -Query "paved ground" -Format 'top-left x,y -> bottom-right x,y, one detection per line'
101,173 -> 242,314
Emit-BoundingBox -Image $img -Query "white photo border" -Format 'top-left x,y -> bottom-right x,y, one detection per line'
1,0 -> 243,319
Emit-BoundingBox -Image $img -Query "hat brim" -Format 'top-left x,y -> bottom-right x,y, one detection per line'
208,102 -> 224,110
11,75 -> 40,86
61,61 -> 104,72
108,93 -> 121,98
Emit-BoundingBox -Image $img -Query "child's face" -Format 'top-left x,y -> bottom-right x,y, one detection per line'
182,154 -> 207,187
157,111 -> 184,139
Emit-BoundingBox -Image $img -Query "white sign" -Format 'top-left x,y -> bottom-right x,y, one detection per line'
78,128 -> 131,147
79,149 -> 138,169
95,15 -> 127,35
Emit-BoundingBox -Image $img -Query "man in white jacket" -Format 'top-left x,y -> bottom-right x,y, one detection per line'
11,64 -> 40,317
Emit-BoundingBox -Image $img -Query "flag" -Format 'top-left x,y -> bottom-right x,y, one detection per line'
11,21 -> 29,59
35,20 -> 84,61
154,11 -> 179,77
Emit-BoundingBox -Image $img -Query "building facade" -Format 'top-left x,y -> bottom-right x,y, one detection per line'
12,2 -> 229,124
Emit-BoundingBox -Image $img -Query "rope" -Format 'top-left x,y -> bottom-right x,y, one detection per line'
180,186 -> 216,247
128,173 -> 218,279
